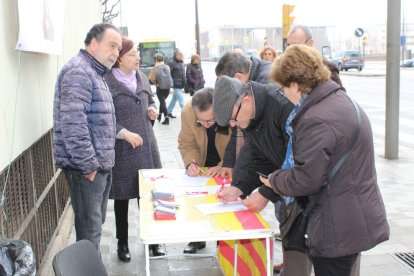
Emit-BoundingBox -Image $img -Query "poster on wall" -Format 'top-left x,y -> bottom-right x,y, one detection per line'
15,0 -> 64,55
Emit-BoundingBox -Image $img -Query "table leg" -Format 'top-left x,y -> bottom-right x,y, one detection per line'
145,244 -> 150,276
266,237 -> 271,276
233,240 -> 238,276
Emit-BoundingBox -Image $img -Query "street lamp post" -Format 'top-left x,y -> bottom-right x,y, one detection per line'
195,0 -> 201,57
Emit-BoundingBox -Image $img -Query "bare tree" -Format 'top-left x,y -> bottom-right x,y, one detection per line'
101,0 -> 120,23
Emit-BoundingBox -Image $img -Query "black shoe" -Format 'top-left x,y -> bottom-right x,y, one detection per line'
117,244 -> 131,262
162,117 -> 169,125
157,114 -> 162,122
168,113 -> 176,118
183,242 -> 206,254
149,244 -> 165,256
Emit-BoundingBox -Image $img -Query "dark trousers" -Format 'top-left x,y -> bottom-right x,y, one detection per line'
66,170 -> 112,251
114,199 -> 130,244
312,253 -> 359,276
156,88 -> 170,117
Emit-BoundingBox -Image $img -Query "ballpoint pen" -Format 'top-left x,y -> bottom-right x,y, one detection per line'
217,178 -> 225,200
191,158 -> 206,173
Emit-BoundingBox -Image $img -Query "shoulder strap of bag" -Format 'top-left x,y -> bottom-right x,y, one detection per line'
304,95 -> 361,214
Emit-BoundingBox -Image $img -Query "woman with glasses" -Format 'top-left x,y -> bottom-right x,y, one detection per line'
262,44 -> 389,276
178,87 -> 232,253
105,37 -> 165,261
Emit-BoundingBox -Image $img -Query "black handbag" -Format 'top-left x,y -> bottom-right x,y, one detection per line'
282,96 -> 361,251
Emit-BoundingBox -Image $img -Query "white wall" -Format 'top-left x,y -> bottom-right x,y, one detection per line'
0,0 -> 102,171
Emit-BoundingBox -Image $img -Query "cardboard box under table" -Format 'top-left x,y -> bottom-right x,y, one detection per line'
139,169 -> 274,276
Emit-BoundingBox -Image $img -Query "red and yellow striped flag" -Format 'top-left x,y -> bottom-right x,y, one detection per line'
208,177 -> 273,275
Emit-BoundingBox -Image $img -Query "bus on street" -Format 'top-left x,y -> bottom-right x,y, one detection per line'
138,38 -> 176,75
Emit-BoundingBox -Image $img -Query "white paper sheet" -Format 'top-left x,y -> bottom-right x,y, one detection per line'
193,201 -> 247,215
142,169 -> 210,187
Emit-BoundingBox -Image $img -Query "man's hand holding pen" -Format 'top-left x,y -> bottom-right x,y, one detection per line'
186,158 -> 206,177
216,185 -> 243,203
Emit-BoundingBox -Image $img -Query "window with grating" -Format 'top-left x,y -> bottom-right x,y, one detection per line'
0,129 -> 70,268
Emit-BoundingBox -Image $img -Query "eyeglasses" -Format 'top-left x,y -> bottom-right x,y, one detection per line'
126,52 -> 139,58
196,119 -> 216,126
229,101 -> 242,127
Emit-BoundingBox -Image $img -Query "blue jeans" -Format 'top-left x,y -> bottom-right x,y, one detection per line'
65,170 -> 112,251
167,88 -> 184,114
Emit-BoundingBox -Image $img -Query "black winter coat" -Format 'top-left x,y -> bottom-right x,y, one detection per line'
168,57 -> 186,89
232,82 -> 294,202
222,58 -> 272,169
249,57 -> 272,84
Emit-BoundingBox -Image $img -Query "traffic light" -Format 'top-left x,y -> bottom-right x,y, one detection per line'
362,36 -> 367,45
282,4 -> 295,38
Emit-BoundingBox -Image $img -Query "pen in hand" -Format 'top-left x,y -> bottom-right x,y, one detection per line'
217,178 -> 226,201
191,158 -> 206,174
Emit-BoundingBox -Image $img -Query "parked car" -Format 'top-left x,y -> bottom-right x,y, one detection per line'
331,50 -> 364,72
400,59 -> 414,68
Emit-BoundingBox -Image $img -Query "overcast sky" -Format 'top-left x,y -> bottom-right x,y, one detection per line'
115,0 -> 413,54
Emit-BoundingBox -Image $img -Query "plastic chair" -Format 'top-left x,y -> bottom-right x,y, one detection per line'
53,240 -> 108,276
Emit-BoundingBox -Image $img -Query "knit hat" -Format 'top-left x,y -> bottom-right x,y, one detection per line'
213,76 -> 247,126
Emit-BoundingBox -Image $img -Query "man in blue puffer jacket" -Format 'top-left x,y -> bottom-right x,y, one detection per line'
53,23 -> 122,251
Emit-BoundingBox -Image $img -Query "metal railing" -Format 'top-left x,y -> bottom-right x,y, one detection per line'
0,129 -> 69,268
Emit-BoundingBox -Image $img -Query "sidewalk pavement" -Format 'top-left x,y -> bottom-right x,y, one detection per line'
66,92 -> 414,276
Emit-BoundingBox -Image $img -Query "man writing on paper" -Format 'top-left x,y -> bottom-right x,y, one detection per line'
178,87 -> 232,253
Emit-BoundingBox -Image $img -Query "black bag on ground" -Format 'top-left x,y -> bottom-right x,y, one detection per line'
0,239 -> 36,276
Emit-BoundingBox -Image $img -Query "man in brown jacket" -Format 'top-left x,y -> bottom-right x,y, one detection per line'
178,87 -> 231,254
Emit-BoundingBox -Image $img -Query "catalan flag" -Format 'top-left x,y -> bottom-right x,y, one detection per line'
208,177 -> 273,276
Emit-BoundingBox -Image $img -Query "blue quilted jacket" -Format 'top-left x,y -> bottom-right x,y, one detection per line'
53,50 -> 116,174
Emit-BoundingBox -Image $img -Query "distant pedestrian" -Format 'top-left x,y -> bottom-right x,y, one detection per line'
148,53 -> 173,125
166,50 -> 186,118
53,23 -> 122,251
259,45 -> 278,62
186,54 -> 205,96
105,37 -> 165,261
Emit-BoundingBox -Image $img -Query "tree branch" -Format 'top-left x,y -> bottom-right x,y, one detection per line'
100,0 -> 120,23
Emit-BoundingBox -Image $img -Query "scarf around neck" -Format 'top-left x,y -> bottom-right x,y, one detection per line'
112,68 -> 137,93
282,94 -> 308,204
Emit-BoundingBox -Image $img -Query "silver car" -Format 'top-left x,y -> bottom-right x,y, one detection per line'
332,50 -> 364,72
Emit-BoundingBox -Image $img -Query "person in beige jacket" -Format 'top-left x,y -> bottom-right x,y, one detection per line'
178,87 -> 232,254
178,87 -> 231,177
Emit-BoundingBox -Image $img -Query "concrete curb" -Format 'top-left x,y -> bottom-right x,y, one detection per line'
37,202 -> 74,276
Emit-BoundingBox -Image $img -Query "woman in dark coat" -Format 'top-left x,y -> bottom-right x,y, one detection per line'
105,37 -> 164,262
186,54 -> 205,96
262,44 -> 389,275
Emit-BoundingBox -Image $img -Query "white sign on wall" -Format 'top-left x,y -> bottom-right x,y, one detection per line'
15,0 -> 64,55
